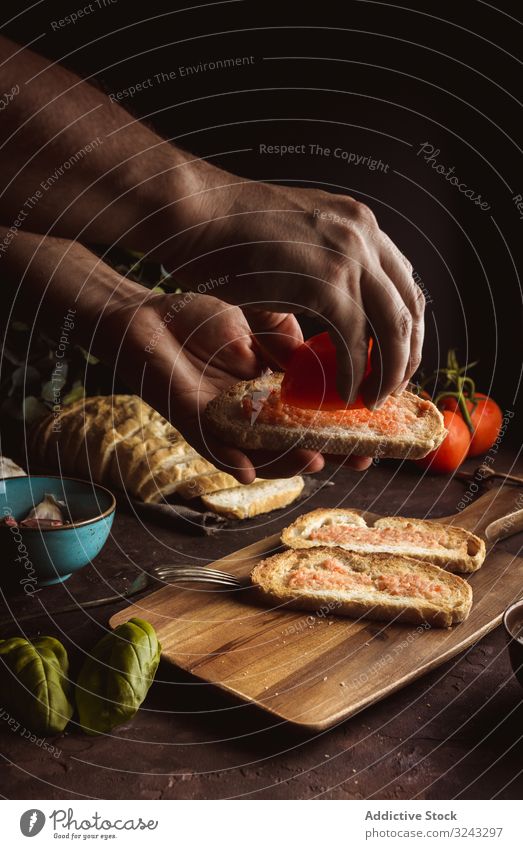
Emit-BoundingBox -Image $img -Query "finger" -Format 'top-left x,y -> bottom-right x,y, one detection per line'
379,239 -> 425,387
360,270 -> 412,408
242,448 -> 324,479
379,232 -> 413,277
186,426 -> 258,485
323,285 -> 369,404
323,453 -> 373,471
243,308 -> 304,369
185,420 -> 324,484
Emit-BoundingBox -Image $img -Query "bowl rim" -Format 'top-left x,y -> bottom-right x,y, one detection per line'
0,474 -> 116,531
503,598 -> 523,639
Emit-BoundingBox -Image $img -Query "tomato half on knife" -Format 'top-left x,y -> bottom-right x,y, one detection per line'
280,332 -> 372,410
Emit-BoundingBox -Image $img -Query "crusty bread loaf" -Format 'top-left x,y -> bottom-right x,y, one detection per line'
205,373 -> 446,459
28,394 -> 301,514
281,509 -> 486,574
29,395 -> 205,503
201,476 -> 305,519
250,547 -> 472,627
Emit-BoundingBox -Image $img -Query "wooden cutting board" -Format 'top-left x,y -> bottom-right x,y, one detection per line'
110,485 -> 523,731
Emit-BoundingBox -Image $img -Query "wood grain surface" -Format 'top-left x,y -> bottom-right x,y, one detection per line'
110,485 -> 523,731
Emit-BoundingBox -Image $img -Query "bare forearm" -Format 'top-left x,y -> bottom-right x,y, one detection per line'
0,41 -> 424,408
0,226 -> 146,353
0,37 -> 205,257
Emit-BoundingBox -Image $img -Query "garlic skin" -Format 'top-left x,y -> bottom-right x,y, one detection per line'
20,493 -> 67,528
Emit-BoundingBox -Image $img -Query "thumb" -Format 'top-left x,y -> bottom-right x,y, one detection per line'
243,309 -> 303,369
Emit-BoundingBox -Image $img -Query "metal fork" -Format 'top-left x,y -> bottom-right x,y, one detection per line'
0,564 -> 248,630
153,563 -> 249,589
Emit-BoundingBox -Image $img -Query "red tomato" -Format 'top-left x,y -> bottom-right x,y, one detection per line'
281,332 -> 372,410
438,393 -> 503,457
415,410 -> 471,474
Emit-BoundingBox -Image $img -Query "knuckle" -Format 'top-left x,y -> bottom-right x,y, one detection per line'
395,307 -> 413,340
352,199 -> 376,224
333,196 -> 378,231
410,283 -> 426,316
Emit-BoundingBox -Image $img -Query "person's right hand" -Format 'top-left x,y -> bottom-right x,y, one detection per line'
164,163 -> 425,410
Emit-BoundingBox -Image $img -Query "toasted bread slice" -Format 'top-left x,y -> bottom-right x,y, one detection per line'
250,547 -> 472,627
282,509 -> 486,574
201,476 -> 305,519
205,373 -> 446,459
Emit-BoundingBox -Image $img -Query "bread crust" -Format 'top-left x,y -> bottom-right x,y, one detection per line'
205,374 -> 446,459
201,477 -> 305,519
176,471 -> 239,500
250,547 -> 472,627
282,508 -> 486,574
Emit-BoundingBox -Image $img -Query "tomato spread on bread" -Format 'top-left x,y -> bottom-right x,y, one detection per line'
242,390 -> 425,437
287,557 -> 451,601
309,524 -> 447,549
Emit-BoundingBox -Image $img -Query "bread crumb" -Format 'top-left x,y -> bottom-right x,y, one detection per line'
323,676 -> 328,681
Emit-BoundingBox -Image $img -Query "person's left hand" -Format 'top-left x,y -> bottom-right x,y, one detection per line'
100,288 -> 372,483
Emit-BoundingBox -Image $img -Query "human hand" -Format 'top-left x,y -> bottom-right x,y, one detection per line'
163,161 -> 424,410
2,227 -> 371,483
101,286 -> 372,483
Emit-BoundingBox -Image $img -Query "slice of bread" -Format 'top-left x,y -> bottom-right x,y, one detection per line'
281,509 -> 486,574
250,547 -> 472,627
201,476 -> 305,519
205,373 -> 446,459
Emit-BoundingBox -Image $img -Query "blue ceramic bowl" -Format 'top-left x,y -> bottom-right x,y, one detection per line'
0,475 -> 116,587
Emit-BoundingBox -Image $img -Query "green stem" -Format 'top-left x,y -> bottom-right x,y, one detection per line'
434,388 -> 475,433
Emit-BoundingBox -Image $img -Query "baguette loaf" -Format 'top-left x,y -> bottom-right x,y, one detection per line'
205,373 -> 446,459
250,547 -> 472,627
28,395 -> 302,514
201,476 -> 304,519
281,509 -> 485,574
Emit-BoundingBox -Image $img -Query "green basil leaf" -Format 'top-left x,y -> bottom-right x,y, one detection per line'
0,636 -> 73,735
76,618 -> 161,735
